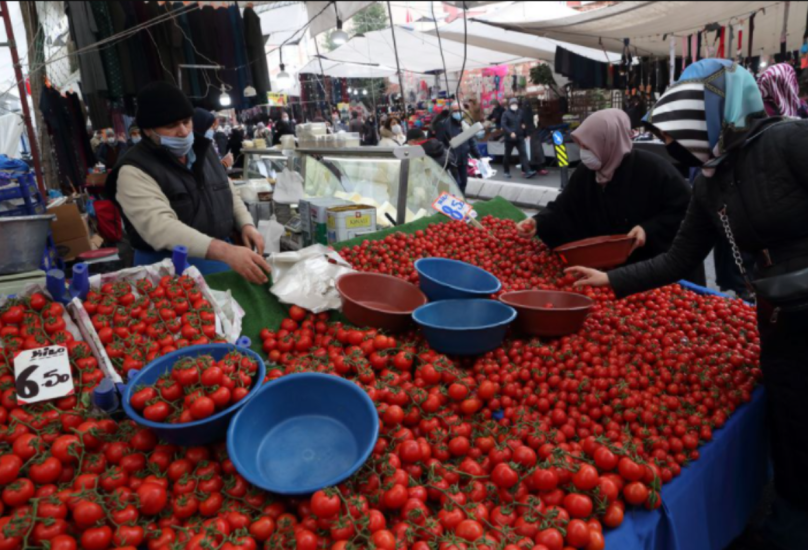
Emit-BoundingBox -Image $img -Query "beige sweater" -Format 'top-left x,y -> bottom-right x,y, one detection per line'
116,165 -> 254,258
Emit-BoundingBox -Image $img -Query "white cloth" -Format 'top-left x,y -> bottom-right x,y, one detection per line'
0,114 -> 24,158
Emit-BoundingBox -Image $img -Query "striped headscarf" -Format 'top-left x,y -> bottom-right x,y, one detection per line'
644,59 -> 765,164
758,63 -> 801,117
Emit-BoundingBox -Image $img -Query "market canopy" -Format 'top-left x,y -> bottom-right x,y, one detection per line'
425,19 -> 620,64
322,26 -> 527,74
481,1 -> 808,58
299,58 -> 398,79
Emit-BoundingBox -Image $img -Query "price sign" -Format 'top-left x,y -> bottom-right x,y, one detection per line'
432,192 -> 474,221
13,346 -> 74,406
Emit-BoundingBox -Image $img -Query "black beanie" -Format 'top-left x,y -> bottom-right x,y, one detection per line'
136,82 -> 194,129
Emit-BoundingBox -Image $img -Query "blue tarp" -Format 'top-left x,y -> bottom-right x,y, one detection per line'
605,281 -> 769,550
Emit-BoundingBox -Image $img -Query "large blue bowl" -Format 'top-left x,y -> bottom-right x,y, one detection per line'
415,258 -> 501,301
412,299 -> 517,355
122,344 -> 266,447
227,373 -> 379,496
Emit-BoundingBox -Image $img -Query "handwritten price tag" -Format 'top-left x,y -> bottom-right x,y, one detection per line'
432,192 -> 474,221
13,346 -> 74,405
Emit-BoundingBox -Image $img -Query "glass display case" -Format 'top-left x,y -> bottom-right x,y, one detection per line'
241,148 -> 303,181
295,147 -> 463,226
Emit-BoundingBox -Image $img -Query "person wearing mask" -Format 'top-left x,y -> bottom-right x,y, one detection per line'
193,108 -> 234,169
758,63 -> 808,119
90,129 -> 104,152
379,117 -> 406,147
517,109 -> 697,276
331,112 -> 349,133
106,82 -> 269,283
349,111 -> 364,135
213,120 -> 230,159
521,97 -> 549,176
501,98 -> 537,179
127,126 -> 142,147
564,60 -> 808,550
254,122 -> 273,144
95,128 -> 128,171
434,102 -> 471,192
362,113 -> 379,146
487,99 -> 505,128
272,111 -> 294,146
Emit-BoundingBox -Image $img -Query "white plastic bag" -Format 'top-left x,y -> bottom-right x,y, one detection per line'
478,157 -> 495,179
258,216 -> 285,254
273,168 -> 304,204
270,245 -> 353,313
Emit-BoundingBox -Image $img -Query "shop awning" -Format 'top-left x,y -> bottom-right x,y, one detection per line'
323,26 -> 527,74
425,19 -> 620,64
481,1 -> 808,58
298,58 -> 399,79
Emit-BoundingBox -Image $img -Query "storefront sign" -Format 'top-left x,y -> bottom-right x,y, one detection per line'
267,93 -> 288,107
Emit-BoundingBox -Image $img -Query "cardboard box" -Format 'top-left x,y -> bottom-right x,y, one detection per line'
55,236 -> 92,262
327,205 -> 377,244
299,197 -> 350,246
48,203 -> 89,243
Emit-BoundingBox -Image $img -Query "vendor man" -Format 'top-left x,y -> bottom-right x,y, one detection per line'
107,82 -> 270,284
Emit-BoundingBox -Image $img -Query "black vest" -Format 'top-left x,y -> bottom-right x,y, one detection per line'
106,135 -> 235,252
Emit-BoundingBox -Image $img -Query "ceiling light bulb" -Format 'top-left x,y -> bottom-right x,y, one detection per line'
219,85 -> 231,107
276,64 -> 293,90
332,28 -> 349,46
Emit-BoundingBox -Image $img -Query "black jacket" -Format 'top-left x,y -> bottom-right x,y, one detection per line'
434,116 -> 470,159
609,117 -> 808,297
487,105 -> 505,127
106,136 -> 234,252
536,148 -> 690,264
501,109 -> 525,142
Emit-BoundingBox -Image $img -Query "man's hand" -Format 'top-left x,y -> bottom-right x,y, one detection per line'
221,152 -> 234,169
510,132 -> 517,139
565,266 -> 610,288
242,225 -> 265,255
627,225 -> 647,254
516,218 -> 537,239
208,240 -> 270,285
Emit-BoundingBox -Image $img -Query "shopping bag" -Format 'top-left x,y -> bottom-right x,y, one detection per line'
273,168 -> 304,204
269,245 -> 353,313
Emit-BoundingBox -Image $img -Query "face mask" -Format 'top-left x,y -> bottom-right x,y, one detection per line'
282,118 -> 289,123
392,124 -> 402,135
158,132 -> 194,157
452,112 -> 462,121
131,136 -> 141,144
580,149 -> 602,171
510,105 -> 519,111
204,129 -> 214,140
476,131 -> 485,139
665,141 -> 703,168
106,137 -> 116,145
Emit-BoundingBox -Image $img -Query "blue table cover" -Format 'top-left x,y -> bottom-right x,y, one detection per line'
605,281 -> 769,550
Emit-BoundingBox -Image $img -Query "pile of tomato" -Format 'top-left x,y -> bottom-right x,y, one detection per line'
82,275 -> 227,379
129,351 -> 260,423
0,216 -> 760,550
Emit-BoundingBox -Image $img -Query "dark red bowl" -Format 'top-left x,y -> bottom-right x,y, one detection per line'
500,290 -> 593,337
336,273 -> 428,332
554,235 -> 634,269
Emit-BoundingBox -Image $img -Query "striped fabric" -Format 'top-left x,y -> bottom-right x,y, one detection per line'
758,63 -> 801,117
646,82 -> 711,162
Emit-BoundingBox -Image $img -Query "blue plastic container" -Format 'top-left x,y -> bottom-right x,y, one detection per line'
415,258 -> 501,301
412,299 -> 517,355
227,373 -> 379,496
122,344 -> 266,446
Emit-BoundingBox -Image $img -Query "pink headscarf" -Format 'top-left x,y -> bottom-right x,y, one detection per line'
572,109 -> 632,184
757,63 -> 801,117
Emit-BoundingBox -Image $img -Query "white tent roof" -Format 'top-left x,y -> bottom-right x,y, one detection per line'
427,19 -> 620,64
299,58 -> 398,78
484,1 -> 808,58
478,1 -> 580,23
324,26 -> 526,74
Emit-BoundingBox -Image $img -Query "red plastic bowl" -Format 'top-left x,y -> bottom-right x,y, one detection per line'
500,290 -> 594,337
336,273 -> 428,332
554,235 -> 634,269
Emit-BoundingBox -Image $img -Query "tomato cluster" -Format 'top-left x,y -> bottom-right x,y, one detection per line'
0,293 -> 106,396
82,275 -> 227,378
129,352 -> 260,423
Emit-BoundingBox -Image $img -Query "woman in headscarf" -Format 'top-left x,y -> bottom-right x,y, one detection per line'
193,108 -> 232,168
567,59 -> 808,550
517,108 -> 694,267
758,63 -> 807,118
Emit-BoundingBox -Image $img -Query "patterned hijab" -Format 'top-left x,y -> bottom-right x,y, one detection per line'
571,109 -> 632,184
644,59 -> 765,164
758,63 -> 801,117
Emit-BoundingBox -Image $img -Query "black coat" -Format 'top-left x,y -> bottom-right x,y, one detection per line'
501,109 -> 525,142
609,117 -> 808,296
243,6 -> 271,97
434,116 -> 469,159
535,149 -> 690,264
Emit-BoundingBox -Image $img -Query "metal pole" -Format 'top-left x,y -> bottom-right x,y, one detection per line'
396,158 -> 410,226
386,1 -> 406,112
1,1 -> 45,195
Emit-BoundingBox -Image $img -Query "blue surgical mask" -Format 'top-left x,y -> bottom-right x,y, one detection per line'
131,136 -> 141,144
452,112 -> 462,121
476,131 -> 485,139
159,132 -> 194,157
204,128 -> 214,140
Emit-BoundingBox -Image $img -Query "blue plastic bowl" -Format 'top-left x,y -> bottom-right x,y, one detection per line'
227,373 -> 379,496
122,344 -> 266,447
412,299 -> 517,355
415,258 -> 501,301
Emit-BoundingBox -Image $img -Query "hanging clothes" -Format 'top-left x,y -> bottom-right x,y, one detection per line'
39,87 -> 93,191
243,6 -> 271,98
229,5 -> 253,107
89,2 -> 123,101
172,2 -> 201,99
